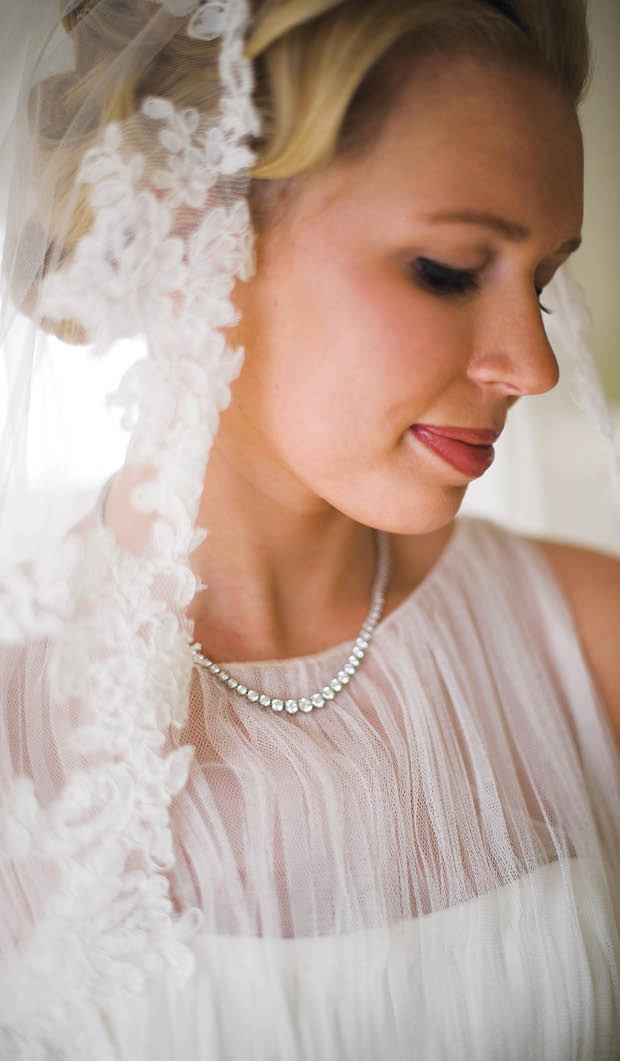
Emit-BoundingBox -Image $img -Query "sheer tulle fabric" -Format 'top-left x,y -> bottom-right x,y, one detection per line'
0,2 -> 619,1058
2,517 -> 618,1058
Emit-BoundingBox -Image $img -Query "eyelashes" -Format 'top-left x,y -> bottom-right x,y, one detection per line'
413,257 -> 478,297
535,286 -> 551,315
412,257 -> 551,314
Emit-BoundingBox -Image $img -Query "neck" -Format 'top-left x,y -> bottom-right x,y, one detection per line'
188,439 -> 378,662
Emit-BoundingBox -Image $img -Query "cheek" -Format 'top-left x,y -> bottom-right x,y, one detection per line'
236,250 -> 470,447
303,270 -> 471,420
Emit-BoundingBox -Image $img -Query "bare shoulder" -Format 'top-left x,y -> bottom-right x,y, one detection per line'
533,538 -> 620,746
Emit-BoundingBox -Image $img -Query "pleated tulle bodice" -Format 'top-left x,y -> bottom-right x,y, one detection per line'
128,516 -> 620,1059
170,519 -> 619,934
109,856 -> 619,1060
2,518 -> 619,1059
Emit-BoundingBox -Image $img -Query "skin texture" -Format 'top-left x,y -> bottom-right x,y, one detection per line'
537,541 -> 620,748
187,53 -> 620,743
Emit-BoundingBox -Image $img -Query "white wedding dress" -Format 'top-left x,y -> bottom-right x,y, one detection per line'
1,517 -> 619,1059
1,3 -> 618,1056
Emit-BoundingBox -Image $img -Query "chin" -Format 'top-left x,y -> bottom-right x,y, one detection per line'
347,483 -> 468,538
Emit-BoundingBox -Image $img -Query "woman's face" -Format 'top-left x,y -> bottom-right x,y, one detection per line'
226,56 -> 583,534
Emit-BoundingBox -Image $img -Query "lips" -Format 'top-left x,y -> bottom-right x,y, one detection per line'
409,424 -> 500,478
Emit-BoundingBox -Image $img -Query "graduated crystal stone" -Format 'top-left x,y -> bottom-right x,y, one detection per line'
193,530 -> 391,718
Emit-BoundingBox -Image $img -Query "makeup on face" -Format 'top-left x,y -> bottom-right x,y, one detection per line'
409,425 -> 500,479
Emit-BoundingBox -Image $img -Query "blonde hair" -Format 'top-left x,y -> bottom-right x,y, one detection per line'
28,0 -> 589,328
247,0 -> 589,179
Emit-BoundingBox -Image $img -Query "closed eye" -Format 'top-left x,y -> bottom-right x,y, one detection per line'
413,256 -> 552,315
412,257 -> 478,296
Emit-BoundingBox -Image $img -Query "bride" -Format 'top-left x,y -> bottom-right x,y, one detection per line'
0,0 -> 618,1057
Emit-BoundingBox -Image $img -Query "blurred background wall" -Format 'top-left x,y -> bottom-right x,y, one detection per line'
572,0 -> 620,401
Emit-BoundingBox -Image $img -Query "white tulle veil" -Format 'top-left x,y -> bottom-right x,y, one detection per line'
0,0 -> 259,1045
0,1 -> 618,1055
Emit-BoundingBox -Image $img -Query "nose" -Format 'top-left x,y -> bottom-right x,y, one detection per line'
468,290 -> 560,397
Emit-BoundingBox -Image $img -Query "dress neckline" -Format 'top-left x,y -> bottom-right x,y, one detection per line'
215,517 -> 470,671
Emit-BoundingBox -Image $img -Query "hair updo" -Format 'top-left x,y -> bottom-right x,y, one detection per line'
55,0 -> 590,172
24,0 -> 589,336
248,0 -> 589,179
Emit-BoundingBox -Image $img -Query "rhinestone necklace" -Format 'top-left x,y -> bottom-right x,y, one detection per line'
191,531 -> 390,715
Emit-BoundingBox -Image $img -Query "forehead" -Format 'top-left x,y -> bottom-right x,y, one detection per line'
327,56 -> 583,238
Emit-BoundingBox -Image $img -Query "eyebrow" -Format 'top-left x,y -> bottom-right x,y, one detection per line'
426,209 -> 582,254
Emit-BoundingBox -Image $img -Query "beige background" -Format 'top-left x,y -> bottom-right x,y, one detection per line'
572,0 -> 620,400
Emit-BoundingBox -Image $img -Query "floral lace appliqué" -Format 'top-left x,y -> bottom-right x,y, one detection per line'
1,2 -> 258,1055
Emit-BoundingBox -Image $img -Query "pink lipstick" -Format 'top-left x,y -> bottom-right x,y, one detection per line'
409,424 -> 499,478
